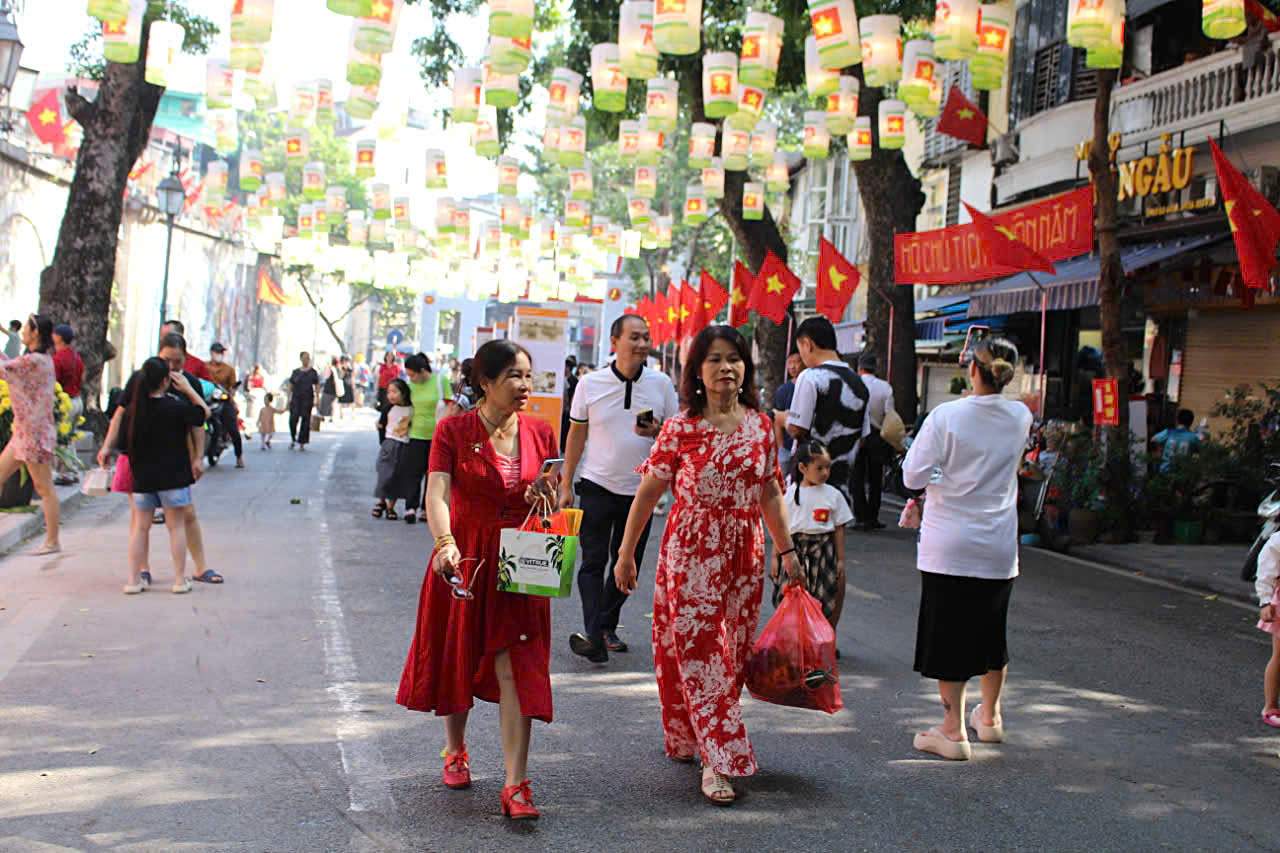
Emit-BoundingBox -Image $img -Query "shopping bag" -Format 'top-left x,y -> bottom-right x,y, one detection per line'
82,466 -> 111,497
496,500 -> 579,597
110,454 -> 133,493
744,584 -> 843,714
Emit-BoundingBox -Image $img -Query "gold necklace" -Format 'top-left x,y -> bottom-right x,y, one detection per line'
478,406 -> 517,438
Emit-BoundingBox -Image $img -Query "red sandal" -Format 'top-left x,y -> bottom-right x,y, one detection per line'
500,779 -> 540,820
442,746 -> 471,789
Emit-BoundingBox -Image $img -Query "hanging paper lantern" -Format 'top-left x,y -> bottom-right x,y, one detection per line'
1068,0 -> 1117,49
326,185 -> 347,218
354,0 -> 401,54
355,139 -> 377,178
347,37 -> 383,86
620,1 -> 660,79
848,116 -> 872,160
625,194 -> 652,228
102,0 -> 146,64
454,205 -> 472,237
727,84 -> 766,131
750,121 -> 777,168
971,3 -> 1012,91
878,98 -> 906,149
702,158 -> 725,200
805,35 -> 839,99
637,118 -> 664,166
803,110 -> 831,159
558,116 -> 587,167
689,122 -> 717,169
88,0 -> 130,21
205,60 -> 234,110
395,197 -> 412,230
626,166 -> 652,199
488,33 -> 532,74
302,162 -> 326,200
653,0 -> 702,55
484,62 -> 520,109
913,79 -> 943,117
436,198 -> 457,233
825,76 -> 859,136
1086,12 -> 1125,70
345,211 -> 366,247
240,149 -> 264,193
654,214 -> 673,248
619,119 -> 642,164
242,66 -> 273,104
589,43 -> 628,113
474,105 -> 500,158
1204,0 -> 1246,39
230,41 -> 265,72
498,156 -> 521,196
329,0 -> 371,16
231,0 -> 274,44
370,183 -> 392,221
490,0 -> 534,38
284,128 -> 308,165
860,14 -> 902,88
808,0 -> 861,70
452,67 -> 483,123
369,220 -> 390,246
211,110 -> 238,155
423,149 -> 446,190
145,21 -> 185,88
314,203 -> 331,235
297,204 -> 316,239
291,81 -> 317,127
934,0 -> 979,60
548,67 -> 584,125
266,172 -> 287,207
684,181 -> 709,225
900,40 -> 936,106
566,198 -> 590,229
569,166 -> 594,200
739,11 -> 783,89
205,161 -> 228,206
347,84 -> 380,119
765,153 -> 789,193
645,77 -> 679,132
742,181 -> 764,221
314,79 -> 335,123
542,125 -> 561,162
722,128 -> 750,171
702,51 -> 739,119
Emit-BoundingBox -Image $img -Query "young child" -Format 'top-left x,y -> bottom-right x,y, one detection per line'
1254,531 -> 1280,727
373,379 -> 416,521
773,440 -> 854,635
256,392 -> 284,450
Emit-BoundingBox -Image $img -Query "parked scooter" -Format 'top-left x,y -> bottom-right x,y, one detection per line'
204,386 -> 231,468
1242,462 -> 1280,581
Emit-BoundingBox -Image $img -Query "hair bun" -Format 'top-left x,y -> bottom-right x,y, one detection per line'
991,358 -> 1015,384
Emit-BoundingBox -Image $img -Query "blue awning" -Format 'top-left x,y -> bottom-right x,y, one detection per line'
966,235 -> 1224,318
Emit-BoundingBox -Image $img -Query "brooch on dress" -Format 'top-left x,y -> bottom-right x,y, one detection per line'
471,442 -> 484,454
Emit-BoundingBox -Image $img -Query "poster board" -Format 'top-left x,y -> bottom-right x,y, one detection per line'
513,306 -> 570,444
473,325 -> 495,353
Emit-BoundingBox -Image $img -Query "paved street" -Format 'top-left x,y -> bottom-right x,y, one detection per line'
0,414 -> 1276,852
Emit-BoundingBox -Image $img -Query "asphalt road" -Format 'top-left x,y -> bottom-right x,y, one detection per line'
0,415 -> 1275,852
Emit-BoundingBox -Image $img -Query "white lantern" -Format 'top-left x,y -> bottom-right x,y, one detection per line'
701,157 -> 725,200
565,198 -> 590,228
211,109 -> 238,155
684,181 -> 708,225
570,166 -> 594,200
347,29 -> 383,86
1204,0 -> 1247,40
354,0 -> 401,54
689,122 -> 717,168
1086,10 -> 1125,70
548,67 -> 584,124
645,77 -> 679,133
619,1 -> 660,79
971,3 -> 1012,91
653,0 -> 702,56
702,51 -> 739,119
206,59 -> 234,110
742,181 -> 764,221
315,79 -> 335,123
484,61 -> 519,109
1068,0 -> 1117,49
102,0 -> 146,64
750,121 -> 777,167
727,84 -> 765,131
591,43 -> 628,112
619,119 -> 642,164
637,118 -> 664,166
722,128 -> 750,171
474,105 -> 500,158
634,165 -> 657,199
452,67 -> 483,123
453,205 -> 472,237
436,198 -> 457,233
230,41 -> 265,73
803,110 -> 831,159
326,185 -> 347,217
860,14 -> 902,88
501,199 -> 523,236
231,0 -> 273,44
329,0 -> 372,18
302,162 -> 326,200
739,10 -> 783,90
807,0 -> 861,69
490,0 -> 534,39
355,138 -> 376,178
488,34 -> 532,74
934,0 -> 980,61
498,156 -> 521,196
878,98 -> 906,149
558,116 -> 587,167
87,0 -> 129,22
849,116 -> 873,161
370,183 -> 392,220
205,161 -> 228,206
805,35 -> 840,99
394,197 -> 413,230
291,80 -> 317,126
655,214 -> 674,247
240,149 -> 264,192
766,152 -> 789,193
266,172 -> 287,206
145,21 -> 185,88
825,76 -> 859,136
347,84 -> 380,119
900,40 -> 937,106
426,149 -> 448,189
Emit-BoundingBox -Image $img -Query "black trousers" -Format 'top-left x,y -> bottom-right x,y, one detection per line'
852,430 -> 887,524
222,400 -> 243,460
403,438 -> 431,511
289,401 -> 313,445
576,479 -> 653,639
376,387 -> 390,443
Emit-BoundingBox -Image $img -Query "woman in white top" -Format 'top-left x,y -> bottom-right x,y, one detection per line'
901,337 -> 1033,761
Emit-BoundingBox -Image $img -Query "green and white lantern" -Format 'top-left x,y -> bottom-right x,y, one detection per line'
484,62 -> 520,109
619,1 -> 659,79
702,51 -> 739,119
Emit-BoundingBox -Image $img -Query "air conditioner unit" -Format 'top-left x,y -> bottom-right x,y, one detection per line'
991,133 -> 1020,168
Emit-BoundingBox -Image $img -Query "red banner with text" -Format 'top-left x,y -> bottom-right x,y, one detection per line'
894,186 -> 1094,285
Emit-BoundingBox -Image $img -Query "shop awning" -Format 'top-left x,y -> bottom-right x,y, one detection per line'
966,235 -> 1223,318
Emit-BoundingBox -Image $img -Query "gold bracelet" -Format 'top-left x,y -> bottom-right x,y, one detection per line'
433,535 -> 455,552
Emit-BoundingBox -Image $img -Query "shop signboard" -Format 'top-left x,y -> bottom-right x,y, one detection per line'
1092,378 -> 1121,427
1075,133 -> 1215,218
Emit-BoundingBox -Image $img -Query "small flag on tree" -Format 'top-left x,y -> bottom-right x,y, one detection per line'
26,90 -> 66,146
816,236 -> 860,323
1210,139 -> 1280,290
700,269 -> 730,321
730,260 -> 753,327
748,250 -> 801,324
963,202 -> 1057,275
936,85 -> 988,147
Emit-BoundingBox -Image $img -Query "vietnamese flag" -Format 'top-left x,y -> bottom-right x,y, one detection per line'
748,250 -> 802,325
26,90 -> 66,146
680,278 -> 706,342
964,202 -> 1057,275
700,269 -> 730,322
635,296 -> 654,335
816,236 -> 860,324
665,282 -> 684,343
730,260 -> 753,327
1247,0 -> 1280,32
937,85 -> 988,147
652,290 -> 670,345
1210,139 -> 1280,290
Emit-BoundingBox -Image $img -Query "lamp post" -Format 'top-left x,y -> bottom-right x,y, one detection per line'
156,166 -> 186,325
0,2 -> 25,97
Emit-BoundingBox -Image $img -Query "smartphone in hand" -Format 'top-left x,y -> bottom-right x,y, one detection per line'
635,409 -> 655,429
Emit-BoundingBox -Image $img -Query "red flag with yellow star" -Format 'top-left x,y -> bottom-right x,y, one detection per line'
748,250 -> 801,325
699,269 -> 730,322
937,85 -> 988,147
1210,138 -> 1280,290
963,202 -> 1057,275
729,261 -> 753,327
665,282 -> 684,343
652,289 -> 670,345
26,90 -> 66,146
680,277 -> 706,342
816,236 -> 860,324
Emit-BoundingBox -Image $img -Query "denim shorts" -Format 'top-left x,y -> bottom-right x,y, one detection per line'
133,487 -> 193,511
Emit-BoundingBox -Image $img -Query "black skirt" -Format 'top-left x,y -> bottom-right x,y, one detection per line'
913,571 -> 1014,682
772,531 -> 841,620
374,439 -> 419,501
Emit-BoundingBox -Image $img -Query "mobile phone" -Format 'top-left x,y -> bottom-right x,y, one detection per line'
539,458 -> 564,479
959,325 -> 991,367
635,409 -> 655,429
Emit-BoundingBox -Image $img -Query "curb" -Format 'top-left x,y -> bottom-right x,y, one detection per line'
0,485 -> 87,558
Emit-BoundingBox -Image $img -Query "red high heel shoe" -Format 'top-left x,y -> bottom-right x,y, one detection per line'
500,780 -> 540,820
442,746 -> 471,789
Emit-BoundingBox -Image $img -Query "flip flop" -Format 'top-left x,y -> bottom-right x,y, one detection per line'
192,570 -> 224,584
140,571 -> 152,587
1261,710 -> 1280,729
969,704 -> 1005,743
913,727 -> 972,761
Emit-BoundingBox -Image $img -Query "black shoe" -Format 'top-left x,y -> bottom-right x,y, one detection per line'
404,511 -> 417,525
603,631 -> 629,653
868,520 -> 887,530
569,632 -> 608,663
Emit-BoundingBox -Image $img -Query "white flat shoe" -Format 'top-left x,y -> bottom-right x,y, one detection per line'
969,704 -> 1005,743
172,580 -> 193,594
913,727 -> 972,761
122,583 -> 145,595
32,543 -> 60,556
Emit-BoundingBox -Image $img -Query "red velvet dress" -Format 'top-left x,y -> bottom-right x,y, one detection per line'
396,412 -> 558,722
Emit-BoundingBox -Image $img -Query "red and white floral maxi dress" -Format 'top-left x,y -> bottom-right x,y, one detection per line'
638,410 -> 778,777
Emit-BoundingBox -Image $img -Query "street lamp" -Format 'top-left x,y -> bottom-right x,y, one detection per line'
0,2 -> 25,97
156,168 -> 186,325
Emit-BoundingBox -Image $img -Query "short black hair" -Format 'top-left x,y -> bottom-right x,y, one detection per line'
795,316 -> 837,352
404,352 -> 432,373
611,313 -> 647,340
210,342 -> 226,353
858,352 -> 877,372
1177,408 -> 1195,428
158,332 -> 187,354
53,323 -> 74,344
8,320 -> 21,331
162,319 -> 185,334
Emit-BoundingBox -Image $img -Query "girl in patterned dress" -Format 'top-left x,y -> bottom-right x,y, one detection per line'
0,314 -> 61,554
613,326 -> 802,807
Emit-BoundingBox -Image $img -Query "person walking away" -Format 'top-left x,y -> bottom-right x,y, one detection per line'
353,354 -> 372,408
3,319 -> 22,359
373,379 -> 417,520
160,319 -> 211,381
319,357 -> 340,421
775,440 -> 853,646
0,314 -> 62,554
207,343 -> 245,469
773,353 -> 802,478
453,358 -> 478,413
1152,408 -> 1201,473
338,356 -> 356,419
559,314 -> 678,663
51,324 -> 85,486
256,392 -> 284,450
1255,532 -> 1280,727
397,340 -> 560,820
786,316 -> 869,514
404,352 -> 452,525
102,358 -> 209,594
901,337 -> 1032,761
245,364 -> 267,426
288,353 -> 321,450
613,326 -> 802,806
851,353 -> 896,530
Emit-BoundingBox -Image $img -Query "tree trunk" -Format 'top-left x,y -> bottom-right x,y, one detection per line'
39,27 -> 163,422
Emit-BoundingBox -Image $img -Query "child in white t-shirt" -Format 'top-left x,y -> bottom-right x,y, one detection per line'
772,440 -> 854,632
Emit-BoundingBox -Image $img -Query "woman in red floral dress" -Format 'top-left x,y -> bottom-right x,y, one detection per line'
614,326 -> 802,806
396,340 -> 559,820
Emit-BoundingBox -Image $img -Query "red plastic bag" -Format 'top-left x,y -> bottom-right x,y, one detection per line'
744,585 -> 843,714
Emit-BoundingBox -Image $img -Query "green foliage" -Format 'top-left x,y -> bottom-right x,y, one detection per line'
69,1 -> 218,81
1211,383 -> 1280,478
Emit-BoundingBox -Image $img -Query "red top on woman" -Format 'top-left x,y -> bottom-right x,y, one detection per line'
378,362 -> 401,389
396,411 -> 558,722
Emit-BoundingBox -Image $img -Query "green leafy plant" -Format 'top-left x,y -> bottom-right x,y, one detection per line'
497,548 -> 516,590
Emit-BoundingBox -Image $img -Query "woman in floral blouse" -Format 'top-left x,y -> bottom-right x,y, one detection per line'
0,314 -> 60,554
614,325 -> 802,806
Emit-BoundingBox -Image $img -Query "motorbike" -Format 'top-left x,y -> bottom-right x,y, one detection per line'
1241,462 -> 1280,582
204,385 -> 231,468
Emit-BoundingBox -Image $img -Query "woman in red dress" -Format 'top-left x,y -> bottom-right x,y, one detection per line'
614,326 -> 802,806
396,340 -> 559,820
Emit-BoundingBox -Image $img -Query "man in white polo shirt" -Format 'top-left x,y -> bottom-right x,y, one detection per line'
559,314 -> 678,663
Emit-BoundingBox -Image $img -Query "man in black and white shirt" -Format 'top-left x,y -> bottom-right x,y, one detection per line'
559,314 -> 679,663
787,316 -> 869,513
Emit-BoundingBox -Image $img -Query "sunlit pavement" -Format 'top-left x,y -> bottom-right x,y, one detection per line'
0,412 -> 1275,851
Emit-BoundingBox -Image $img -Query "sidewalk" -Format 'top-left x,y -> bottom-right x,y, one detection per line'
1043,541 -> 1255,604
0,482 -> 86,557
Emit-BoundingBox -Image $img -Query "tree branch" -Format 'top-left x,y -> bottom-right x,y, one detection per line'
294,271 -> 348,354
331,292 -> 372,326
64,87 -> 96,124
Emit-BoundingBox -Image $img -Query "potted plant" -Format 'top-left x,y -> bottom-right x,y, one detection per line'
0,381 -> 86,509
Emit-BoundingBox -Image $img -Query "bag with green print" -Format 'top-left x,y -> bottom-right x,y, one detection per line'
496,498 -> 579,597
